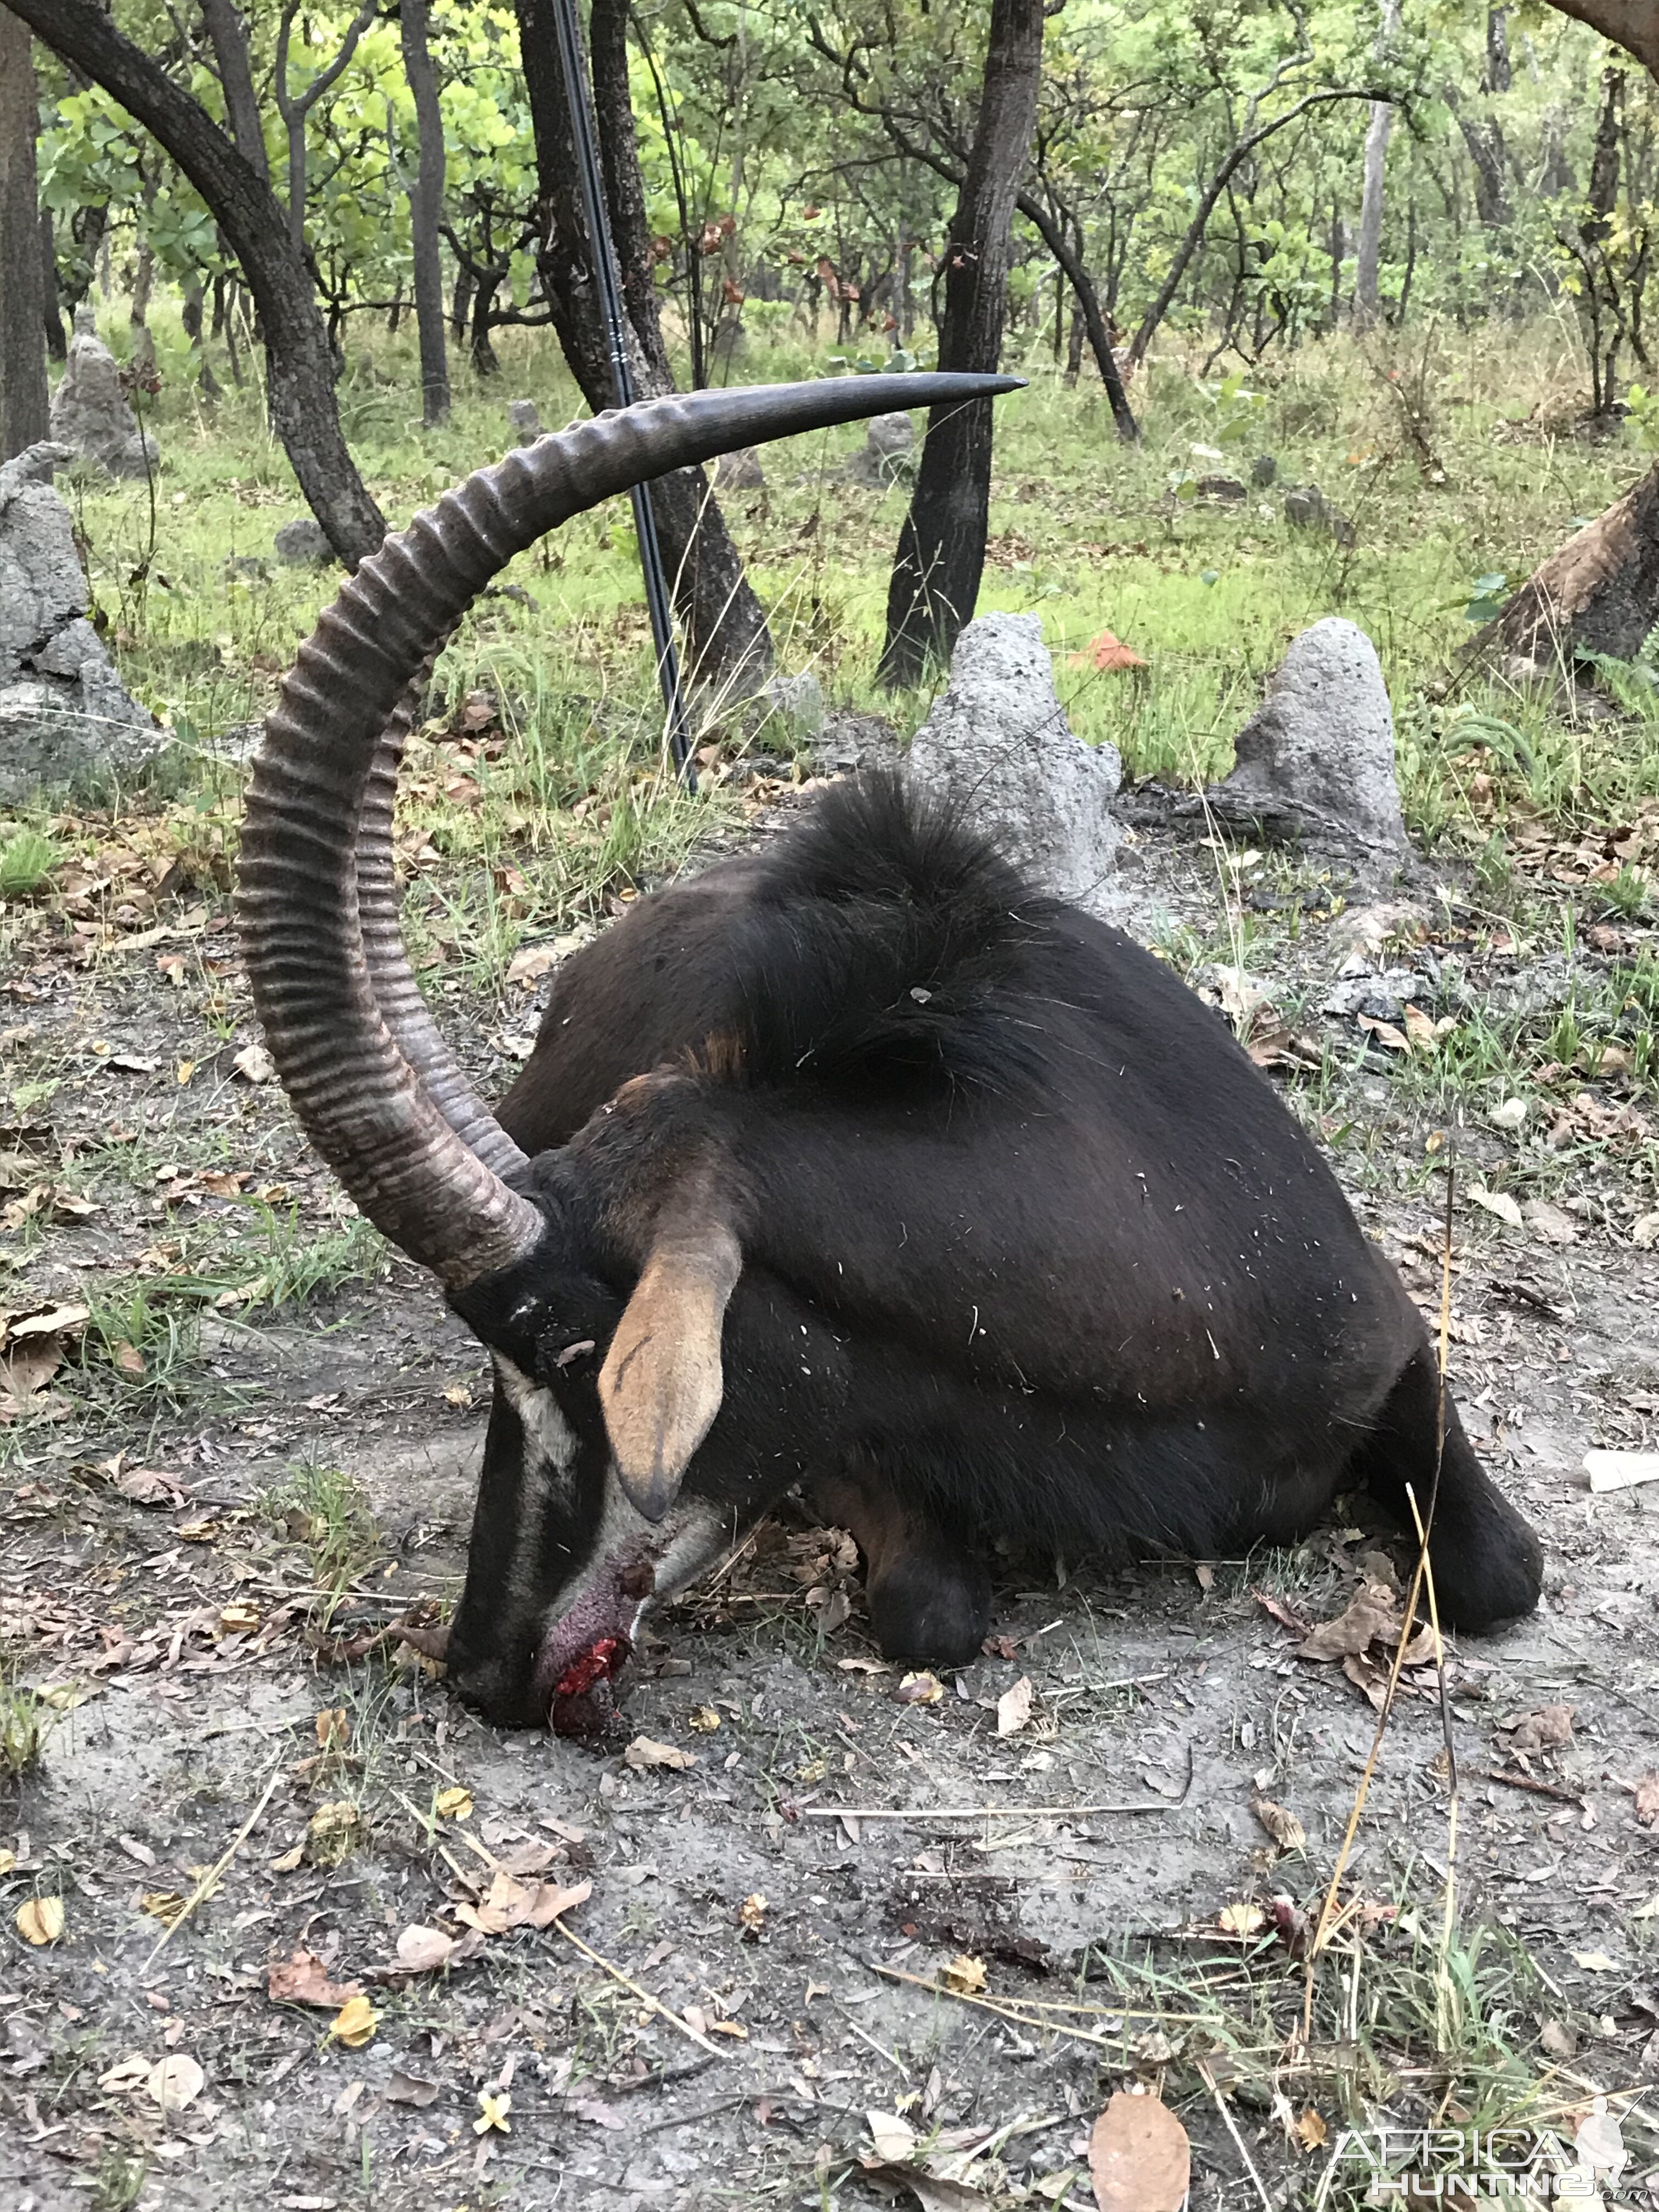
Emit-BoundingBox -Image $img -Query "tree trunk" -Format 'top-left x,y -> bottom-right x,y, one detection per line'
0,5 -> 49,462
399,0 -> 450,425
8,0 -> 386,565
1015,187 -> 1137,438
512,0 -> 773,696
1353,102 -> 1393,328
1064,299 -> 1085,384
199,0 -> 268,182
41,205 -> 64,360
1490,459 -> 1659,666
450,261 -> 473,341
878,0 -> 1043,687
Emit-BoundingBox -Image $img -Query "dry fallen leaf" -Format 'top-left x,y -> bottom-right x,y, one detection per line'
314,1707 -> 351,1751
304,1798 -> 362,1866
1297,1581 -> 1401,1662
1469,1184 -> 1524,1230
1504,1704 -> 1575,1758
623,1735 -> 696,1772
385,2070 -> 441,2107
1294,2107 -> 1329,2152
1088,2090 -> 1190,2212
895,1671 -> 944,1706
146,2053 -> 204,2114
395,1925 -> 458,1973
329,1995 -> 379,2048
996,1674 -> 1035,1737
1633,1773 -> 1659,1827
15,1895 -> 64,1945
267,1949 -> 363,2008
688,1705 -> 721,1733
943,1953 -> 987,1995
739,1891 -> 768,1934
232,1042 -> 276,1084
861,2164 -> 990,2211
1252,1796 -> 1307,1854
1218,1900 -> 1266,1938
867,2109 -> 919,2162
140,1890 -> 188,1928
434,1785 -> 473,1820
1078,628 -> 1149,673
1540,2018 -> 1577,2060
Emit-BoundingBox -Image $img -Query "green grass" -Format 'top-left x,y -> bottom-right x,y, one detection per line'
262,1460 -> 380,1615
0,827 -> 61,899
54,301 -> 1659,890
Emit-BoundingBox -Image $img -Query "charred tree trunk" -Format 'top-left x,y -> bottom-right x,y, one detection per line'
1489,459 -> 1659,667
879,0 -> 1044,687
399,0 -> 450,426
512,0 -> 772,696
9,0 -> 386,564
41,206 -> 65,361
0,5 -> 49,462
1016,187 -> 1137,439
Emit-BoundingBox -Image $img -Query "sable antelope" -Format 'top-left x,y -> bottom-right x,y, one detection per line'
240,378 -> 1543,1736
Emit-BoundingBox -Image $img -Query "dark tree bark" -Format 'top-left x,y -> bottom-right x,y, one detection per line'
0,6 -> 49,462
1015,187 -> 1137,438
1489,460 -> 1659,665
512,0 -> 773,696
41,206 -> 65,360
6,0 -> 386,565
878,0 -> 1044,686
398,0 -> 451,425
199,0 -> 268,182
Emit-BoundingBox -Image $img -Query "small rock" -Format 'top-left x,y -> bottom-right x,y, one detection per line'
1250,454 -> 1279,487
1327,901 -> 1429,965
844,410 -> 915,488
713,445 -> 766,490
757,669 -> 822,741
1195,473 -> 1247,502
815,708 -> 901,775
274,516 -> 338,567
507,398 -> 543,445
906,611 -> 1120,907
48,321 -> 159,480
1207,617 -> 1407,864
0,443 -> 163,802
1523,1199 -> 1578,1246
1283,484 -> 1356,547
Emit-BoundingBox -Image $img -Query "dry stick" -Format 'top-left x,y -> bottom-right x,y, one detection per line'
1197,2061 -> 1275,2212
144,1753 -> 285,1969
547,1914 -> 725,2057
1304,1157 -> 1459,2023
1483,1767 -> 1585,1806
428,1808 -> 724,2059
868,1962 -> 1222,2038
799,1796 -> 1180,1822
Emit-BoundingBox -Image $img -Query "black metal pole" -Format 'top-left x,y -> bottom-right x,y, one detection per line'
548,0 -> 697,787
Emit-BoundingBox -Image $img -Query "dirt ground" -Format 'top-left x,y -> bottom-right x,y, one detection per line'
4,791 -> 1659,2212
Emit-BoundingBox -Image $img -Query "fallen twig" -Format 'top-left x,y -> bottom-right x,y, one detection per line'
1197,2061 -> 1274,2210
547,1915 -> 725,2057
802,1745 -> 1194,1825
144,1753 -> 284,1968
1484,1767 -> 1585,1806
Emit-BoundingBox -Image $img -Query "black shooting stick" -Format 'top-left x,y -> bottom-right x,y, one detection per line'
549,0 -> 697,786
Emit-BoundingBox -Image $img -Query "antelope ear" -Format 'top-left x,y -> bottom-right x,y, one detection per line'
598,1214 -> 742,1521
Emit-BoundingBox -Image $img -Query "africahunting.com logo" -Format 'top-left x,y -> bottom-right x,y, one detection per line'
1315,2100 -> 1637,2204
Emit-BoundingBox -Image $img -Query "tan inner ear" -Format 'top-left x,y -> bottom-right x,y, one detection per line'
598,1217 -> 742,1521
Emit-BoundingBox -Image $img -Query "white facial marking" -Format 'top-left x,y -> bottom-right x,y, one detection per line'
539,1462 -> 728,1655
490,1352 -> 579,1610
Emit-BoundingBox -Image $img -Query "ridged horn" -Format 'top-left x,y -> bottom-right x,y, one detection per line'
239,374 -> 1023,1291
